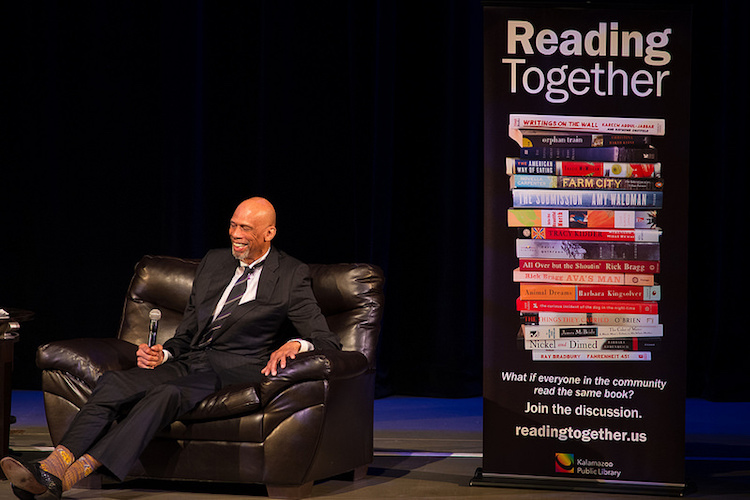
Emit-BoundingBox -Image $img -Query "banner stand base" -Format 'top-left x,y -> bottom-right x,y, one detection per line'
470,468 -> 687,497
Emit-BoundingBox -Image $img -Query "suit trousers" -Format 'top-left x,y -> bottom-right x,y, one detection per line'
60,350 -> 222,480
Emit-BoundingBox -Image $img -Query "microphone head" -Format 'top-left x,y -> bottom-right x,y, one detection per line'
149,309 -> 162,321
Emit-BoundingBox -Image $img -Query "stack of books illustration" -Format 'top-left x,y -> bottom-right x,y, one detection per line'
507,114 -> 664,361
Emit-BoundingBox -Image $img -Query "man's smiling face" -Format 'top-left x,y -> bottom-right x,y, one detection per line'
228,198 -> 277,264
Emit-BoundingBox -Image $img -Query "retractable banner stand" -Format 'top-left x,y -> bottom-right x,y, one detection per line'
475,2 -> 691,495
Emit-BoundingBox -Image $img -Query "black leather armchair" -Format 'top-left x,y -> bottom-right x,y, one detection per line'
35,255 -> 384,499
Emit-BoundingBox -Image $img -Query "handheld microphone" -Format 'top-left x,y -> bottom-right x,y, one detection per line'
148,309 -> 162,347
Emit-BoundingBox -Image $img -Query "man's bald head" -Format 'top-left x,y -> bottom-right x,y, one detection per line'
229,197 -> 277,264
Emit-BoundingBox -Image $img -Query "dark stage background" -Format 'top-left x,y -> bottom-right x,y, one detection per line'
2,1 -> 747,401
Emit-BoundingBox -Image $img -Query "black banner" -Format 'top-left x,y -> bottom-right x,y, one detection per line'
475,2 -> 691,495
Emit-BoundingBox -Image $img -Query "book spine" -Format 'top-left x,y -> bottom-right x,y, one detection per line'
516,299 -> 659,314
509,114 -> 666,137
514,268 -> 655,286
512,189 -> 663,209
520,311 -> 659,326
507,209 -> 658,229
531,350 -> 653,361
506,158 -> 557,175
520,146 -> 658,162
521,324 -> 663,339
516,240 -> 661,260
518,131 -> 653,148
518,259 -> 660,274
519,283 -> 661,301
517,227 -> 661,242
523,337 -> 662,351
510,175 -> 663,191
506,158 -> 661,178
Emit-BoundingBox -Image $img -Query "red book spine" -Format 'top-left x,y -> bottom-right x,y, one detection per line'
559,162 -> 657,178
516,299 -> 659,314
518,259 -> 660,274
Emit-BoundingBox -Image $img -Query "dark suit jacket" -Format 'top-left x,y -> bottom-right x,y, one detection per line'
163,247 -> 341,386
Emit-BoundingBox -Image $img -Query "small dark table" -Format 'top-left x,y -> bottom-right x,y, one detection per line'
0,308 -> 33,461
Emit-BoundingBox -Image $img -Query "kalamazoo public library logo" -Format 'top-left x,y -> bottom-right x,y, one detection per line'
555,453 -> 623,478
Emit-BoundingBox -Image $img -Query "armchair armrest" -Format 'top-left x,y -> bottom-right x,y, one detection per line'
36,338 -> 138,389
259,349 -> 369,404
180,383 -> 261,421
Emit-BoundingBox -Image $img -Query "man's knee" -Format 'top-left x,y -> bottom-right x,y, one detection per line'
144,382 -> 181,401
88,368 -> 149,405
91,370 -> 129,396
96,370 -> 126,387
141,383 -> 193,416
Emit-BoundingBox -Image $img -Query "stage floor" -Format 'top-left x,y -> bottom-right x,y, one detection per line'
2,392 -> 749,499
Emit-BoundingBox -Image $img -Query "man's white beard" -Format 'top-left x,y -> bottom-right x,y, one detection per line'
232,246 -> 250,262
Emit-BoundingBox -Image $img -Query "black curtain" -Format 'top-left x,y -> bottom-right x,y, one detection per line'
2,0 -> 748,401
686,0 -> 750,401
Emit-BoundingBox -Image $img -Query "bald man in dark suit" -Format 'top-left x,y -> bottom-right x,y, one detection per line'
1,197 -> 341,499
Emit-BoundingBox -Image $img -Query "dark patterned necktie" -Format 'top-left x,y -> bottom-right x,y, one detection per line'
194,264 -> 261,348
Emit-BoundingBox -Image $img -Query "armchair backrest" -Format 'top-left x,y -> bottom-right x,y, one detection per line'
118,255 -> 385,369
